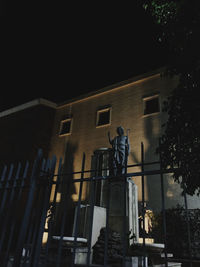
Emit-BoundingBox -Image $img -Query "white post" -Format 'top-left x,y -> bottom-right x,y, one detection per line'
128,178 -> 139,245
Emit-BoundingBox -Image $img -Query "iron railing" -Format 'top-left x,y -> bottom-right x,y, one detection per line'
0,143 -> 195,267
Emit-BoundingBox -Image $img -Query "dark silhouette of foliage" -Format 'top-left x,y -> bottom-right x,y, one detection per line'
150,206 -> 200,258
142,0 -> 200,195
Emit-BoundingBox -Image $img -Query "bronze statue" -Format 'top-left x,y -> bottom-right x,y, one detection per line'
108,126 -> 130,176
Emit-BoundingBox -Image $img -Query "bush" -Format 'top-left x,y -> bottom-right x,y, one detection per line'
150,205 -> 200,259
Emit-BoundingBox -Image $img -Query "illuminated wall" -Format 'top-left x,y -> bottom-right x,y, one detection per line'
47,69 -> 199,211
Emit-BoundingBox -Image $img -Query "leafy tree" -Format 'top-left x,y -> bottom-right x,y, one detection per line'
142,0 -> 200,195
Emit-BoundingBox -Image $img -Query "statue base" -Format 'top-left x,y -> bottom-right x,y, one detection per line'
108,177 -> 139,243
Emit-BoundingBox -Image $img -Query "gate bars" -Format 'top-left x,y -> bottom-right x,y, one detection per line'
0,149 -> 57,267
0,143 -> 193,267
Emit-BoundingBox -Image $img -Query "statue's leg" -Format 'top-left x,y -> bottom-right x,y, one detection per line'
119,152 -> 125,175
112,160 -> 117,177
121,158 -> 128,175
121,165 -> 125,175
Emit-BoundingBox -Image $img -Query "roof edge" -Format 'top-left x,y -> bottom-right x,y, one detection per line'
58,67 -> 166,108
0,98 -> 57,118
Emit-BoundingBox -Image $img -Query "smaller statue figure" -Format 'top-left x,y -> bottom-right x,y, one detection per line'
108,126 -> 130,176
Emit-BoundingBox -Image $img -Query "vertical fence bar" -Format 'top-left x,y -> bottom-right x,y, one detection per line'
122,155 -> 128,267
71,153 -> 85,267
159,138 -> 168,267
25,158 -> 49,267
0,165 -> 7,211
104,178 -> 111,267
101,151 -> 111,267
0,163 -> 21,253
3,161 -> 29,267
0,165 -> 7,183
183,190 -> 193,267
0,165 -> 7,200
43,157 -> 63,267
0,163 -> 14,264
56,169 -> 73,267
86,176 -> 96,267
30,158 -> 50,266
86,153 -> 101,267
1,163 -> 21,266
0,165 -> 7,264
0,164 -> 14,216
32,156 -> 57,267
141,142 -> 146,267
0,166 -> 8,256
86,153 -> 101,266
13,149 -> 43,267
27,158 -> 53,267
23,191 -> 44,267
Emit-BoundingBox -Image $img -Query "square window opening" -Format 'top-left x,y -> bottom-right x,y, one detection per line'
59,119 -> 72,136
96,108 -> 111,127
143,96 -> 160,116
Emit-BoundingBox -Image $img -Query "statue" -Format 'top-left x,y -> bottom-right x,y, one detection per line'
108,126 -> 130,176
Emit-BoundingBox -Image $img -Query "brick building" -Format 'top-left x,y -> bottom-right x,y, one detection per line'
1,68 -> 199,213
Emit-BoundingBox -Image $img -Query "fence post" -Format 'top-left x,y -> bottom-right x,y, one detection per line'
43,157 -> 63,267
0,163 -> 21,264
55,160 -> 75,267
86,152 -> 101,267
0,164 -> 14,254
0,164 -> 14,216
159,138 -> 168,267
13,149 -> 43,267
122,151 -> 128,267
32,156 -> 57,267
183,190 -> 193,267
2,161 -> 29,267
104,178 -> 111,267
24,158 -> 48,266
71,153 -> 85,266
141,142 -> 147,267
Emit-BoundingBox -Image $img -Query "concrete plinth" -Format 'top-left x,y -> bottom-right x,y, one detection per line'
108,178 -> 139,242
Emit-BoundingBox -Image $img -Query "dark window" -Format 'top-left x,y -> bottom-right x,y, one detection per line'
97,108 -> 111,127
144,96 -> 159,115
59,119 -> 72,135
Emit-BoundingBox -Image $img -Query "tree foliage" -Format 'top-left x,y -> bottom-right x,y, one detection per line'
143,0 -> 200,195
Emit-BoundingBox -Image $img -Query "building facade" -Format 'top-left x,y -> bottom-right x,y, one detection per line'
1,69 -> 199,215
48,69 -> 199,211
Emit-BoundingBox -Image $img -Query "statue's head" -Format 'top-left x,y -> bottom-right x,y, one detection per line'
117,126 -> 124,136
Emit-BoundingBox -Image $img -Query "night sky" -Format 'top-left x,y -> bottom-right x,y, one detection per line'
1,3 -> 168,112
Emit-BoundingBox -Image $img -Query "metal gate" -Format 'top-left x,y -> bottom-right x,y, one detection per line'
0,143 -> 194,267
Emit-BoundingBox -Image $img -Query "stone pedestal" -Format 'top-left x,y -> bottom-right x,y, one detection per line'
109,179 -> 126,235
109,177 -> 139,243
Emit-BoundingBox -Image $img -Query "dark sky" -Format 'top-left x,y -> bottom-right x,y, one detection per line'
1,3 -> 168,112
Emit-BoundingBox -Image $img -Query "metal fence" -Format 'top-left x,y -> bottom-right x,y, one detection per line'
0,143 -> 194,267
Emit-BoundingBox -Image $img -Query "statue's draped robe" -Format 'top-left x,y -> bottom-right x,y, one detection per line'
111,135 -> 129,168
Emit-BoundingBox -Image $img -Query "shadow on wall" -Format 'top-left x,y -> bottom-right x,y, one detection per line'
54,141 -> 78,236
143,116 -> 163,211
129,115 -> 176,212
143,116 -> 179,211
